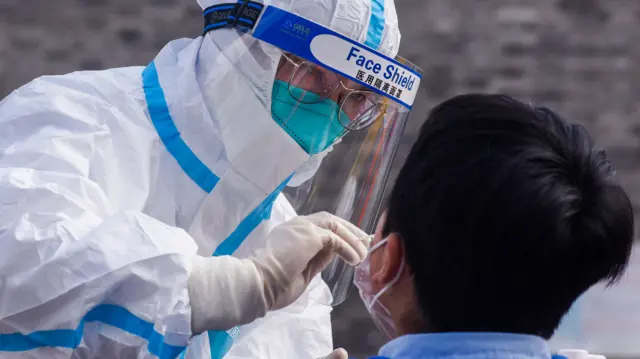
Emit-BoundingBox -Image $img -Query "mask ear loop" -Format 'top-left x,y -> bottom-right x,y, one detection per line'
366,237 -> 405,312
368,236 -> 389,253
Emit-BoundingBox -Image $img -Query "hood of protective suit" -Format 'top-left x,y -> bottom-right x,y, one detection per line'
193,0 -> 401,187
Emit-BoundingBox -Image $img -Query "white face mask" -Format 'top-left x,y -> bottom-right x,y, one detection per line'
353,237 -> 405,339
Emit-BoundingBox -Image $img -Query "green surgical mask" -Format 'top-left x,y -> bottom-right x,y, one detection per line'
271,80 -> 347,155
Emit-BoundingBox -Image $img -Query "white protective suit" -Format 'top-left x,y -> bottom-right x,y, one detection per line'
0,0 -> 401,358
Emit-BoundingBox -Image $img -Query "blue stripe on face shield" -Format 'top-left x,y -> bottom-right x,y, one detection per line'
365,0 -> 385,50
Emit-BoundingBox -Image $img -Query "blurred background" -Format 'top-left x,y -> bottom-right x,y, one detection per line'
1,0 -> 639,358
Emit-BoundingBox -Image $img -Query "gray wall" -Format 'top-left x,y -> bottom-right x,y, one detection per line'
1,0 -> 639,357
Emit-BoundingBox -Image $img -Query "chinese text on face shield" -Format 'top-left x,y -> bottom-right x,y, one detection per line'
346,47 -> 416,91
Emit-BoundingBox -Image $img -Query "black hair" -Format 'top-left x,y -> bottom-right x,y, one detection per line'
384,93 -> 634,338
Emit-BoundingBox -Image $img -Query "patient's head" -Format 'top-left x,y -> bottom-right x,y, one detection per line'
366,94 -> 634,339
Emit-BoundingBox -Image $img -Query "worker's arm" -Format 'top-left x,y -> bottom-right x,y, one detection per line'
0,81 -> 199,358
0,78 -> 367,359
189,211 -> 369,334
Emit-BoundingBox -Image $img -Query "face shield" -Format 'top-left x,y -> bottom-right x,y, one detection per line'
282,102 -> 413,305
202,0 -> 422,305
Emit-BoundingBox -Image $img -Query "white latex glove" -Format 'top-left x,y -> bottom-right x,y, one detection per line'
316,348 -> 349,359
188,212 -> 368,334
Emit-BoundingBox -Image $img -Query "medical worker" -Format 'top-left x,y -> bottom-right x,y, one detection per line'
0,0 -> 421,357
349,94 -> 634,359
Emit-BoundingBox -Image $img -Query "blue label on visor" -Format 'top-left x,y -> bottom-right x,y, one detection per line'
251,6 -> 422,109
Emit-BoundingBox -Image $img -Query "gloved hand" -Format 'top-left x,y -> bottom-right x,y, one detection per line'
316,348 -> 349,359
188,212 -> 368,334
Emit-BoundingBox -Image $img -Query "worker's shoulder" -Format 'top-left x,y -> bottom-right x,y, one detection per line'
4,65 -> 145,103
0,66 -> 147,126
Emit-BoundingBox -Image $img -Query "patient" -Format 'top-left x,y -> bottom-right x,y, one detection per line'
356,94 -> 635,359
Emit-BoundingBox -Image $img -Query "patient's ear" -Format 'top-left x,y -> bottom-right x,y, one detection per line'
372,233 -> 404,285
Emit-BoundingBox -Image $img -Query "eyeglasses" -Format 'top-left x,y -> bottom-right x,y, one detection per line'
280,53 -> 391,131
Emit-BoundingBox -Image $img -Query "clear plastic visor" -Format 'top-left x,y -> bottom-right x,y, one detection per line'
276,53 -> 406,132
282,104 -> 411,305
